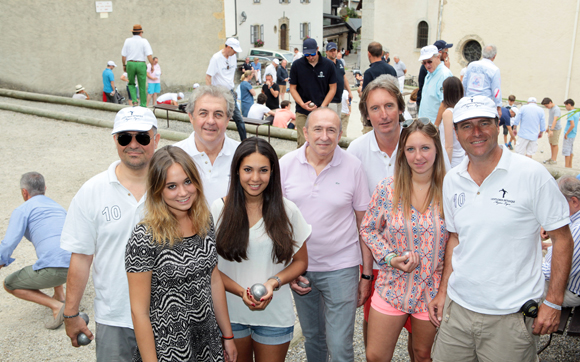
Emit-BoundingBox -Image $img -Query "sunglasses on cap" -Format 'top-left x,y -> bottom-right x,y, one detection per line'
401,117 -> 430,128
116,132 -> 151,146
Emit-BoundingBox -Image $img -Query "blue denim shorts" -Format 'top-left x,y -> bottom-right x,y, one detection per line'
230,323 -> 294,345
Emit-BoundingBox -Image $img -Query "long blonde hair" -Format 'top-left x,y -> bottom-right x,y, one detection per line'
142,145 -> 211,246
393,121 -> 445,218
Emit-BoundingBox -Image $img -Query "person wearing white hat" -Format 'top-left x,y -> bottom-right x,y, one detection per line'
512,96 -> 546,158
417,45 -> 453,126
263,58 -> 279,84
430,95 -> 573,362
72,84 -> 90,100
156,92 -> 184,106
206,38 -> 247,140
193,83 -> 200,90
102,61 -> 119,104
61,107 -> 160,361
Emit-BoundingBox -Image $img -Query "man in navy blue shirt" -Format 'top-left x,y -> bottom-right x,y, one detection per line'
0,172 -> 71,329
290,38 -> 338,147
326,42 -> 352,121
499,106 -> 515,149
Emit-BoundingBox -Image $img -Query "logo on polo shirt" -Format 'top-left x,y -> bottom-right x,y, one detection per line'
453,192 -> 466,208
490,188 -> 516,206
318,71 -> 325,78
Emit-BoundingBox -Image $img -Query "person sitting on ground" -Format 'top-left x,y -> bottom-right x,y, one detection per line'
156,92 -> 184,106
248,93 -> 275,120
0,172 -> 71,330
542,175 -> 580,308
72,85 -> 90,100
273,100 -> 296,129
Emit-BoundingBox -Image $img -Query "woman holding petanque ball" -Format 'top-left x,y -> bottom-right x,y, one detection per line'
361,118 -> 449,362
211,137 -> 310,362
125,146 -> 237,362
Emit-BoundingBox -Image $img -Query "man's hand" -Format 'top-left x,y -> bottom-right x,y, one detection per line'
533,302 -> 561,335
0,264 -> 4,270
357,278 -> 372,307
539,131 -> 543,139
302,101 -> 317,112
289,276 -> 311,295
565,133 -> 568,140
428,292 -> 446,327
64,315 -> 94,347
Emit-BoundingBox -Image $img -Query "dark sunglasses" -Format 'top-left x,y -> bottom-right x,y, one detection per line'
422,59 -> 433,65
304,52 -> 317,57
401,117 -> 430,128
116,132 -> 151,146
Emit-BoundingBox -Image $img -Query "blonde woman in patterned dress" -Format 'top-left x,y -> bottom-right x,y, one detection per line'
361,118 -> 449,362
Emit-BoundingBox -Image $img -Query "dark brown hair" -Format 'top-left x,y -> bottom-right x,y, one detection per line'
368,41 -> 383,58
281,100 -> 291,108
257,93 -> 267,104
442,76 -> 464,109
216,138 -> 295,264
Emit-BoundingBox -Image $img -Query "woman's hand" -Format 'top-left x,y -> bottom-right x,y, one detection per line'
223,339 -> 237,362
242,284 -> 273,311
391,251 -> 420,273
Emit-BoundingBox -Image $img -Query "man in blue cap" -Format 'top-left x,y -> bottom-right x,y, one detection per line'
290,38 -> 338,147
325,42 -> 352,123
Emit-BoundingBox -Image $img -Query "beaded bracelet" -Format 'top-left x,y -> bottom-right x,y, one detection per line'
63,312 -> 80,319
384,253 -> 397,267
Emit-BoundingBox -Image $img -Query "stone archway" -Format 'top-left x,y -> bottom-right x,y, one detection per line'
279,17 -> 289,50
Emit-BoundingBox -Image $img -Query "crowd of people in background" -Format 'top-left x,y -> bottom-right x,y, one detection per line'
4,23 -> 580,362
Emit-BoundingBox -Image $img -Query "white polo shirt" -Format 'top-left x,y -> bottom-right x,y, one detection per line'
347,130 -> 398,270
121,35 -> 153,62
60,161 -> 146,329
443,146 -> 570,315
206,50 -> 237,90
174,132 -> 240,207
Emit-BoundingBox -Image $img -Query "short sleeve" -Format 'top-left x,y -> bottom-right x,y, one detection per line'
206,55 -> 218,77
143,39 -> 153,56
285,199 -> 312,254
442,176 -> 457,233
289,65 -> 298,85
125,224 -> 156,273
60,191 -> 98,255
352,162 -> 371,211
327,62 -> 338,84
532,173 -> 570,231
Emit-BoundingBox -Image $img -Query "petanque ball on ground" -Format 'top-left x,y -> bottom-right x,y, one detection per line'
79,312 -> 89,325
77,333 -> 91,346
297,276 -> 311,288
250,283 -> 268,300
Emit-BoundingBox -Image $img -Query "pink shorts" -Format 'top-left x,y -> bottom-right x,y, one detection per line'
370,290 -> 430,321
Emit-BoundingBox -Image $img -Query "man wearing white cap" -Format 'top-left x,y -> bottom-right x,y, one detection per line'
156,92 -> 184,106
512,97 -> 546,158
263,58 -> 279,84
61,107 -> 160,361
206,38 -> 247,140
103,61 -> 119,104
417,45 -> 452,125
429,95 -> 573,362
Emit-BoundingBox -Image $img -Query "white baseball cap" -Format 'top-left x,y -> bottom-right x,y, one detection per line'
107,61 -> 117,67
225,38 -> 242,53
193,83 -> 200,89
178,92 -> 184,99
453,96 -> 498,124
273,59 -> 280,65
528,97 -> 537,103
112,107 -> 158,134
418,45 -> 439,61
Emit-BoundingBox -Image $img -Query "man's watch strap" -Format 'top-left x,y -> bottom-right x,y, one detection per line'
361,273 -> 374,281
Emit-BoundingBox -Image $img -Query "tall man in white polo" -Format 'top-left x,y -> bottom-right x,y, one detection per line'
121,24 -> 154,107
174,85 -> 240,207
61,107 -> 160,361
280,108 -> 372,362
513,97 -> 546,158
347,74 -> 403,344
206,38 -> 247,141
429,96 -> 573,362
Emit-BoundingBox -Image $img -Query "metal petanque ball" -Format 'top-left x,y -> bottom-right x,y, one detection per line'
77,312 -> 92,346
250,283 -> 268,300
401,250 -> 411,264
297,276 -> 311,288
309,102 -> 316,108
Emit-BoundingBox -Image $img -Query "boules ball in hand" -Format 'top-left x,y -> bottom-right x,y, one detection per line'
401,250 -> 411,264
250,283 -> 268,300
308,102 -> 315,108
297,276 -> 311,288
77,312 -> 92,346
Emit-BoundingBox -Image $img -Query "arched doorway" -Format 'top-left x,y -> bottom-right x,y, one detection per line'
280,24 -> 288,50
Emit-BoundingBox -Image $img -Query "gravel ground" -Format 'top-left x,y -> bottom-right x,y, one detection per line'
1,100 -> 580,361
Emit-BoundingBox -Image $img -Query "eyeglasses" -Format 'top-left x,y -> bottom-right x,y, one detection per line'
422,59 -> 433,66
401,117 -> 430,128
116,132 -> 151,146
304,52 -> 317,57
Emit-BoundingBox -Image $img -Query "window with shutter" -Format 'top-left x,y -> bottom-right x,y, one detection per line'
308,22 -> 311,37
250,25 -> 255,43
260,25 -> 264,42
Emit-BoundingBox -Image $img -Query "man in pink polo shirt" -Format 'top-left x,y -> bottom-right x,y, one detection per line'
279,108 -> 372,362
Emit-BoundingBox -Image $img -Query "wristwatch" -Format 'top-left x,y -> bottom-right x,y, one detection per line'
361,273 -> 374,281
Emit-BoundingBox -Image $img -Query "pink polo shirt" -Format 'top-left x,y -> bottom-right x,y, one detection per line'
279,144 -> 371,272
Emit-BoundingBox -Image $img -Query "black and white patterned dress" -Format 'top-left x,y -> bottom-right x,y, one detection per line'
125,223 -> 224,362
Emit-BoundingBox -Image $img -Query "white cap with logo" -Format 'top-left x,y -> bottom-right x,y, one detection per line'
225,38 -> 242,53
453,96 -> 498,124
112,107 -> 158,134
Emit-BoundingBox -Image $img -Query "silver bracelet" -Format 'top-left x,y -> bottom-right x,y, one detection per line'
268,276 -> 282,291
543,299 -> 562,311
